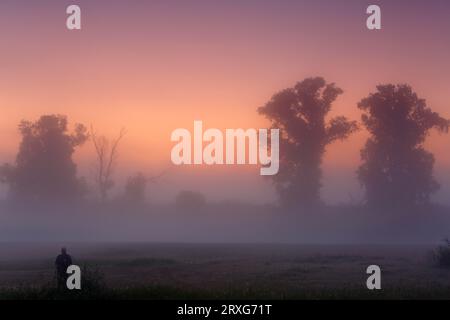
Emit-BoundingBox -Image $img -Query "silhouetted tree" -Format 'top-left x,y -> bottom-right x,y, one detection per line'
0,115 -> 88,201
124,172 -> 148,203
258,77 -> 358,207
90,126 -> 126,202
358,84 -> 449,207
124,171 -> 166,203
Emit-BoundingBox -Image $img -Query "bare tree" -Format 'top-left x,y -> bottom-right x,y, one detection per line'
90,126 -> 126,202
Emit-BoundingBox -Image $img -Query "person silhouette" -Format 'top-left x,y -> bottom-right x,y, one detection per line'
55,247 -> 73,289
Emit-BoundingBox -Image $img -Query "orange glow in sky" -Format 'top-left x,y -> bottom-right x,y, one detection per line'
1,1 -> 449,203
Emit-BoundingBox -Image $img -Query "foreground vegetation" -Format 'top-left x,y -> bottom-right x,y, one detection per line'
1,243 -> 450,300
2,262 -> 450,300
2,282 -> 450,300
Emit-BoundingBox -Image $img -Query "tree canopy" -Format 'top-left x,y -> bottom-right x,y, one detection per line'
0,114 -> 88,202
258,77 -> 358,207
358,84 -> 449,207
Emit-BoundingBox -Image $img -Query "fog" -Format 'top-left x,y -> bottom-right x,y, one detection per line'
0,199 -> 448,245
1,0 -> 449,246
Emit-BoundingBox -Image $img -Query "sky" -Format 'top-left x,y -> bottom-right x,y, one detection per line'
0,0 -> 449,204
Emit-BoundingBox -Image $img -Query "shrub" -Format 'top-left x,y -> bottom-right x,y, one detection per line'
175,190 -> 206,210
432,238 -> 450,267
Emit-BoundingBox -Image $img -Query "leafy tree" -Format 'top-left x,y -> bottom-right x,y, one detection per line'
358,84 -> 449,207
0,115 -> 88,201
258,77 -> 358,207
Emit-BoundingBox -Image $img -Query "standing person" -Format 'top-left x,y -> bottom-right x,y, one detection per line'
55,247 -> 73,289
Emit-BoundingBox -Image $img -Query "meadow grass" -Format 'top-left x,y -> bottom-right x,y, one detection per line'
2,282 -> 450,300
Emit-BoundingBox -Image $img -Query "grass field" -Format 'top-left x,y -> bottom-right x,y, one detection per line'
0,243 -> 449,299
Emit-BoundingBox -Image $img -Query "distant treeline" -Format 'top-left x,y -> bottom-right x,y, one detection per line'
0,77 -> 449,209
